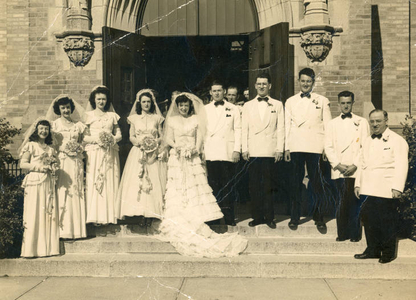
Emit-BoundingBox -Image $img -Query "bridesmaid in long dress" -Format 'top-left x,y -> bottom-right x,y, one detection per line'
158,93 -> 247,258
116,89 -> 167,227
19,119 -> 60,257
46,95 -> 87,239
84,86 -> 121,225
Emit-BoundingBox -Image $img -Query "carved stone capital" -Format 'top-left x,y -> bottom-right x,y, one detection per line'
300,31 -> 333,63
62,35 -> 95,67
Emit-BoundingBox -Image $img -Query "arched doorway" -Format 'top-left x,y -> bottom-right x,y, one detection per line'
103,1 -> 293,169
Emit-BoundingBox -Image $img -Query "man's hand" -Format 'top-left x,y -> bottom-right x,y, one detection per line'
284,150 -> 291,162
242,152 -> 250,161
322,150 -> 328,161
231,151 -> 240,163
354,187 -> 360,199
274,151 -> 283,163
392,189 -> 402,199
343,165 -> 357,177
334,163 -> 348,174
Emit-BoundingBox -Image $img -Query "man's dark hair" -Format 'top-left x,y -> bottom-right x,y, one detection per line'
211,80 -> 224,89
256,72 -> 271,84
298,68 -> 315,81
338,91 -> 355,102
29,120 -> 53,145
88,86 -> 112,111
369,109 -> 388,119
227,86 -> 238,93
135,92 -> 156,114
53,96 -> 75,115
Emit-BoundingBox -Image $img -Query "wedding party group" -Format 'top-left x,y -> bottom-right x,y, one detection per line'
18,68 -> 409,264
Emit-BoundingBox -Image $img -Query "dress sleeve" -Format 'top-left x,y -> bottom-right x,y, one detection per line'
75,121 -> 87,134
19,142 -> 34,158
111,112 -> 121,124
84,111 -> 94,125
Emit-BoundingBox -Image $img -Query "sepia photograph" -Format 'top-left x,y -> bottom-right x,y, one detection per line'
0,0 -> 416,299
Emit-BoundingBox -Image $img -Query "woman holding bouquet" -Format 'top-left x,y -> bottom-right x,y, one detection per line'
46,95 -> 87,239
116,89 -> 166,227
84,86 -> 121,225
19,118 -> 60,257
158,93 -> 247,258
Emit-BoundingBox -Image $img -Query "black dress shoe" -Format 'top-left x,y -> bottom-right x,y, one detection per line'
225,220 -> 237,226
316,222 -> 327,230
336,237 -> 348,242
266,221 -> 276,229
354,253 -> 381,259
248,219 -> 264,227
379,257 -> 395,264
350,238 -> 360,242
288,221 -> 298,230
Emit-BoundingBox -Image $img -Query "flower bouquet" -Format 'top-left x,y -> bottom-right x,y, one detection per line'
98,131 -> 114,150
63,140 -> 83,157
40,152 -> 60,215
140,135 -> 158,153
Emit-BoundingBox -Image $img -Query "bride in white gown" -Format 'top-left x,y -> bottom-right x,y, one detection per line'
157,92 -> 247,258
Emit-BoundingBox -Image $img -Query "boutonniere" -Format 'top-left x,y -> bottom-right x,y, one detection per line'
353,119 -> 361,128
383,136 -> 389,142
226,114 -> 232,117
271,110 -> 276,113
267,102 -> 273,107
225,108 -> 231,111
312,99 -> 318,105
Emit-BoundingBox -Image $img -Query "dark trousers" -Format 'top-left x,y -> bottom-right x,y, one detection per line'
360,196 -> 399,259
289,152 -> 324,223
334,178 -> 363,240
206,160 -> 236,223
247,157 -> 275,222
235,160 -> 250,203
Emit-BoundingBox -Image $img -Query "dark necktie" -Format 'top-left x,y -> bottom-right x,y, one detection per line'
341,113 -> 352,119
371,134 -> 382,139
300,92 -> 311,98
214,100 -> 224,107
258,97 -> 269,102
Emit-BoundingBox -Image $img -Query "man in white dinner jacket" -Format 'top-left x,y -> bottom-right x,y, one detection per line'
285,68 -> 332,230
354,109 -> 408,263
325,91 -> 370,242
205,81 -> 241,226
242,73 -> 284,229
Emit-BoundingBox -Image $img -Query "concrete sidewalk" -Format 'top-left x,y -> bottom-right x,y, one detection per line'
1,277 -> 415,300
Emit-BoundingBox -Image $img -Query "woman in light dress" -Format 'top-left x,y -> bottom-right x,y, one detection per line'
46,95 -> 87,239
116,89 -> 167,227
83,86 -> 121,225
19,119 -> 60,257
157,93 -> 247,258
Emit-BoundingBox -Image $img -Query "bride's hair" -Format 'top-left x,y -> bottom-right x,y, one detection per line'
136,92 -> 156,114
29,120 -> 53,145
175,95 -> 195,115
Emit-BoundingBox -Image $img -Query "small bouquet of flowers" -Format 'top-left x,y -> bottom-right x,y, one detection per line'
177,145 -> 197,159
98,131 -> 114,150
140,135 -> 158,153
63,140 -> 83,157
40,152 -> 60,176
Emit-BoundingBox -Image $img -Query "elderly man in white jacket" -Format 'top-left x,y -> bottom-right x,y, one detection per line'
354,109 -> 408,264
325,91 -> 369,242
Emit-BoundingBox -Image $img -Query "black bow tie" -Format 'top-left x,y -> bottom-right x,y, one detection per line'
214,100 -> 224,107
341,113 -> 352,119
371,134 -> 382,139
300,92 -> 311,98
258,97 -> 269,102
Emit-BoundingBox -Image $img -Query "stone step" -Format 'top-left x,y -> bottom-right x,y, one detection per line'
2,253 -> 416,279
61,236 -> 416,256
88,217 -> 339,238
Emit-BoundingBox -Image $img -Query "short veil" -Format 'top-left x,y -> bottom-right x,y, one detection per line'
129,89 -> 163,118
18,117 -> 51,158
163,92 -> 208,143
84,85 -> 116,117
45,94 -> 86,123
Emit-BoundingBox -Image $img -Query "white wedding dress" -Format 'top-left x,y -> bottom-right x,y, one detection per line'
157,115 -> 247,258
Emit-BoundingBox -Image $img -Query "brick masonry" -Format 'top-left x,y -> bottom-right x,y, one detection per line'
0,0 -> 414,156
